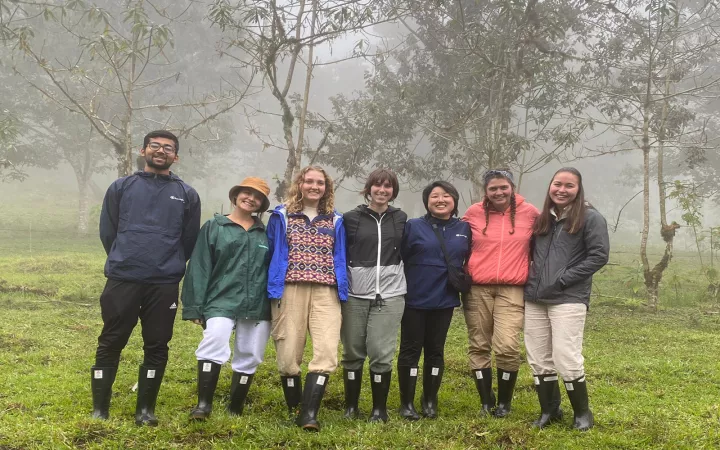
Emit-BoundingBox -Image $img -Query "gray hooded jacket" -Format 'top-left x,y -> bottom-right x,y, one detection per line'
524,207 -> 609,307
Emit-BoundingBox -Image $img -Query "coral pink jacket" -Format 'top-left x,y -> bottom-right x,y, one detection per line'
462,195 -> 539,286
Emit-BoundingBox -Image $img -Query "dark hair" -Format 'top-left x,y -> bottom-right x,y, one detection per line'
534,167 -> 587,235
482,168 -> 516,235
422,180 -> 460,217
143,130 -> 180,153
362,168 -> 399,202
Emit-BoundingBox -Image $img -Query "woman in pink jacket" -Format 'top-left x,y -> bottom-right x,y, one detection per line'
462,169 -> 539,417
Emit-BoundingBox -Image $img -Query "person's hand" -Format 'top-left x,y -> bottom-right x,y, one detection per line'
192,319 -> 204,327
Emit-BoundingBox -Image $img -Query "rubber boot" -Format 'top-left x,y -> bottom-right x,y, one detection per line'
134,365 -> 166,426
342,368 -> 363,419
228,372 -> 254,416
532,373 -> 564,429
281,375 -> 302,420
494,369 -> 518,418
421,365 -> 444,419
472,368 -> 496,416
295,372 -> 329,431
397,366 -> 420,421
91,366 -> 117,420
189,360 -> 221,420
368,371 -> 391,423
565,376 -> 594,431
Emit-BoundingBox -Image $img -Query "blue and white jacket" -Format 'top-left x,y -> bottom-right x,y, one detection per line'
266,205 -> 348,301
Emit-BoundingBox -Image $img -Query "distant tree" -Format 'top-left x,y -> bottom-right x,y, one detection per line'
589,0 -> 720,310
315,0 -> 604,199
208,0 -> 401,199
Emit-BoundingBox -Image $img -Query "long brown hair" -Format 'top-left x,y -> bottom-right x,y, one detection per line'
534,167 -> 587,235
481,168 -> 516,235
284,165 -> 335,215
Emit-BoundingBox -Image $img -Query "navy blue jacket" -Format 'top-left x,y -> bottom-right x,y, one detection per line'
99,171 -> 201,284
401,215 -> 471,310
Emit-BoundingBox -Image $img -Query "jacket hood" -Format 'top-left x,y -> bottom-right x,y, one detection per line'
270,204 -> 341,218
134,170 -> 181,181
213,213 -> 265,230
351,204 -> 402,215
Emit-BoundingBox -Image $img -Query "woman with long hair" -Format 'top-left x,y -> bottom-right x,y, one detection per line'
182,177 -> 272,420
462,169 -> 539,417
397,180 -> 471,420
266,165 -> 347,431
524,167 -> 609,431
341,168 -> 407,423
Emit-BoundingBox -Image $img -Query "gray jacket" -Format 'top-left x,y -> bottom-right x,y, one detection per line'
524,207 -> 609,307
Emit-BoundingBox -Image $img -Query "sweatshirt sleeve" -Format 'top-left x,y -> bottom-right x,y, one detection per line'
334,215 -> 348,301
181,220 -> 214,321
99,181 -> 121,255
182,187 -> 202,262
559,210 -> 610,288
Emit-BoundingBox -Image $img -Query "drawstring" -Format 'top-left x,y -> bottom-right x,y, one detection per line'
371,293 -> 385,310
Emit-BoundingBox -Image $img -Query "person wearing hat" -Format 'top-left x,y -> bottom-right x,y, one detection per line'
181,177 -> 272,420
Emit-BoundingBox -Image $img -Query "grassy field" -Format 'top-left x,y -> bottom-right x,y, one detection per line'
2,184 -> 720,449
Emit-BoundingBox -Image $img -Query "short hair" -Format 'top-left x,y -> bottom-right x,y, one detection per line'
422,180 -> 460,217
143,130 -> 179,153
361,168 -> 400,202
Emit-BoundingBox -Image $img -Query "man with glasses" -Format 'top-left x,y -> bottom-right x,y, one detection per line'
91,130 -> 201,425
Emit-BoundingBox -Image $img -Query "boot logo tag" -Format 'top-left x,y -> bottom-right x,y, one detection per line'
534,376 -> 540,385
348,372 -> 355,380
410,368 -> 418,377
203,363 -> 212,372
374,374 -> 381,383
317,375 -> 326,385
502,372 -> 510,381
94,370 -> 103,379
565,382 -> 574,391
240,376 -> 249,384
287,379 -> 294,387
475,371 -> 483,380
147,370 -> 156,379
431,367 -> 439,376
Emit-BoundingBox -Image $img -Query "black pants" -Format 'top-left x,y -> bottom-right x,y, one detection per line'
397,306 -> 454,368
95,279 -> 179,368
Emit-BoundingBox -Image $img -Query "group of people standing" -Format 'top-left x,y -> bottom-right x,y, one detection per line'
89,130 -> 609,433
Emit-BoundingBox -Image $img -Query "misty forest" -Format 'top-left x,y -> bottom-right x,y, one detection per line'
2,0 -> 720,448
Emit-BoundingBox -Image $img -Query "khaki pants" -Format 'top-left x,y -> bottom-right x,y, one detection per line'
462,285 -> 524,371
524,301 -> 586,380
270,283 -> 341,376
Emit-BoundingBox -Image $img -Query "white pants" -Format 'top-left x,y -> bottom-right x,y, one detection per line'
524,302 -> 587,381
195,317 -> 271,373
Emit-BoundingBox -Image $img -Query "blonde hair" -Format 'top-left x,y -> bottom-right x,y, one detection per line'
284,165 -> 335,215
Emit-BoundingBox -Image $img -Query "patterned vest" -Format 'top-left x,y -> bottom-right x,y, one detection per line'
285,214 -> 337,286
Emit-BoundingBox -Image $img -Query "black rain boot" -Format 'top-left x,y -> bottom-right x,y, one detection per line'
397,366 -> 420,421
281,375 -> 302,420
494,369 -> 518,418
91,366 -> 117,420
342,368 -> 363,419
134,365 -> 166,426
421,365 -> 444,419
472,368 -> 496,416
565,376 -> 594,431
295,372 -> 329,431
228,372 -> 255,416
189,360 -> 221,421
532,374 -> 564,429
368,371 -> 391,423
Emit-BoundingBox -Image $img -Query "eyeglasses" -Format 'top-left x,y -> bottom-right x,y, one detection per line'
148,142 -> 176,153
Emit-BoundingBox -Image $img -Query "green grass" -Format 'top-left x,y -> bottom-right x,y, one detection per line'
1,234 -> 720,449
2,184 -> 720,449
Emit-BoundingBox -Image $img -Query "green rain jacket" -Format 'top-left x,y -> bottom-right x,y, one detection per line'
181,214 -> 271,321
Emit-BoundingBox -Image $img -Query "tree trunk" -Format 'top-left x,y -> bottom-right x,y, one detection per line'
77,177 -> 90,235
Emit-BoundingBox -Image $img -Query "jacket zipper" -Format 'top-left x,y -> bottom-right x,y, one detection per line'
533,220 -> 559,300
495,211 -> 505,284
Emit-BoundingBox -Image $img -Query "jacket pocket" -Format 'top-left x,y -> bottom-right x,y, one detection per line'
270,299 -> 287,340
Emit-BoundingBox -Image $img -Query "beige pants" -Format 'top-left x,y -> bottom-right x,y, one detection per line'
524,301 -> 586,380
462,285 -> 525,371
271,283 -> 341,376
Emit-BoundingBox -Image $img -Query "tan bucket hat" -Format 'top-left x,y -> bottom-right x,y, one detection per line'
229,177 -> 271,213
